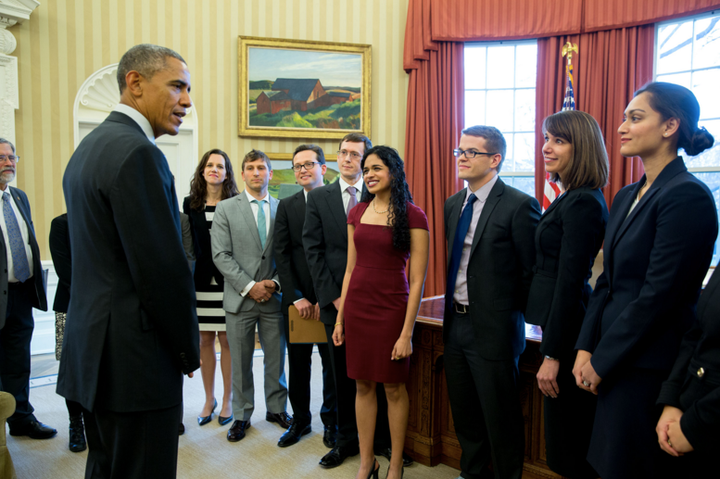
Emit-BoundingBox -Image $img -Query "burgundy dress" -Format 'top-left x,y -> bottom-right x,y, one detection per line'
344,201 -> 429,383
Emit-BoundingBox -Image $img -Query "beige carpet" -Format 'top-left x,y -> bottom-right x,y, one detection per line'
8,351 -> 461,478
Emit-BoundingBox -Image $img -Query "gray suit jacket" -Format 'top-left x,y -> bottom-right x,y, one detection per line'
211,192 -> 281,314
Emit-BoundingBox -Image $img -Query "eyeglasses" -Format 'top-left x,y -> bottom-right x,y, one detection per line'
337,150 -> 362,160
292,161 -> 320,172
452,149 -> 497,159
0,155 -> 19,163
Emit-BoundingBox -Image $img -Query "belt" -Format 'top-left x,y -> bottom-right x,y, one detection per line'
8,281 -> 25,289
453,302 -> 469,314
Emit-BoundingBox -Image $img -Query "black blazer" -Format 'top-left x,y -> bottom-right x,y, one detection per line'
183,196 -> 223,290
275,190 -> 317,315
0,186 -> 48,329
304,181 -> 363,326
657,266 -> 720,453
57,111 -> 200,413
444,178 -> 541,360
525,187 -> 608,359
49,213 -> 71,313
576,158 -> 718,379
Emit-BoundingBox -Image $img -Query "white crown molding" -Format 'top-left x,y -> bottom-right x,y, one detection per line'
0,0 -> 40,26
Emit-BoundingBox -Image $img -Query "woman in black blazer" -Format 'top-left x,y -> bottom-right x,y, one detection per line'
656,265 -> 720,475
526,110 -> 608,479
573,82 -> 717,479
184,149 -> 239,426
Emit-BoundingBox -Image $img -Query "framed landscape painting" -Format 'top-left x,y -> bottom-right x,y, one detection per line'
238,36 -> 372,139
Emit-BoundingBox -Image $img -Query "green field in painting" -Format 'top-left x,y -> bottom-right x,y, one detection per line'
268,165 -> 340,199
250,99 -> 361,130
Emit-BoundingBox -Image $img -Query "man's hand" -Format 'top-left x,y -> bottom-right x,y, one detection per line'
248,282 -> 272,302
262,280 -> 277,293
332,297 -> 341,311
537,357 -> 561,398
295,298 -> 314,319
313,303 -> 321,321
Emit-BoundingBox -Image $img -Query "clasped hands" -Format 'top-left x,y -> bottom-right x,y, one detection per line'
656,405 -> 694,456
572,350 -> 602,395
248,280 -> 276,303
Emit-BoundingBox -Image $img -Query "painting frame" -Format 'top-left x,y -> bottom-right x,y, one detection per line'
238,36 -> 372,140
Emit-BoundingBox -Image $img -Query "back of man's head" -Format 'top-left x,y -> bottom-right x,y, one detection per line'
117,44 -> 186,94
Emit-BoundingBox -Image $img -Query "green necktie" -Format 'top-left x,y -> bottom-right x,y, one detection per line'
252,199 -> 267,249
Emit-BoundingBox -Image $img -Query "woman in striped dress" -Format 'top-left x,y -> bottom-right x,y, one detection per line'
184,149 -> 239,426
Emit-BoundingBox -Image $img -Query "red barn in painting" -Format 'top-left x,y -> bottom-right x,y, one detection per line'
254,78 -> 353,115
256,91 -> 292,115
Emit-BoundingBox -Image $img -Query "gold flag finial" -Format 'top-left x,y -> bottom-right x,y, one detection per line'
562,42 -> 579,65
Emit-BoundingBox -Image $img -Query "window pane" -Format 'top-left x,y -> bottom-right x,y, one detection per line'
692,68 -> 720,119
657,21 -> 693,74
685,119 -> 720,168
514,133 -> 535,172
515,44 -> 537,88
514,89 -> 535,131
487,46 -> 515,89
692,172 -> 720,265
486,90 -> 514,131
504,133 -> 515,170
465,47 -> 487,89
693,17 -> 720,70
502,176 -> 535,197
465,91 -> 486,128
655,72 -> 692,89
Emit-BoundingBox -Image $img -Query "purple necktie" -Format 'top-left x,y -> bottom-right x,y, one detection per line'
346,186 -> 357,216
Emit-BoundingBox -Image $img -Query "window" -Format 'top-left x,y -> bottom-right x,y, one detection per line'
656,11 -> 720,263
464,41 -> 538,197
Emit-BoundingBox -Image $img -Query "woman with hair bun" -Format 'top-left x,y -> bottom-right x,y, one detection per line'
573,82 -> 717,479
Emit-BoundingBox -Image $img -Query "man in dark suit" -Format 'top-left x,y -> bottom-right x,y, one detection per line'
444,125 -> 540,479
274,144 -> 337,448
58,44 -> 200,479
211,149 -> 291,443
0,138 -> 55,440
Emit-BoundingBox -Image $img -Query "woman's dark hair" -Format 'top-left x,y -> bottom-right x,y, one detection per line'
188,149 -> 240,210
634,82 -> 715,156
360,146 -> 413,251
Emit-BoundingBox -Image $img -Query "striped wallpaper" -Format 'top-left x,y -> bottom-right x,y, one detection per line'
8,0 -> 409,255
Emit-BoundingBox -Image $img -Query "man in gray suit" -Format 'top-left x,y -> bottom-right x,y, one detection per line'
212,149 -> 291,442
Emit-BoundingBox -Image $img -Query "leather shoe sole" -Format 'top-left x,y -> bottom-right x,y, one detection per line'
319,445 -> 359,468
10,420 -> 57,440
277,423 -> 311,447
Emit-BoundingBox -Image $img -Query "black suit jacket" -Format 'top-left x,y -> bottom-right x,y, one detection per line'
0,186 -> 47,330
275,190 -> 317,315
657,267 -> 720,453
304,181 -> 360,326
525,187 -> 608,359
49,213 -> 71,313
57,111 -> 200,413
183,196 -> 223,290
576,158 -> 718,380
443,177 -> 541,360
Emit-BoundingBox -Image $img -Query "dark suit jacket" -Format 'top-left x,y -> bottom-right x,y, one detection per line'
443,177 -> 541,360
657,267 -> 720,453
525,187 -> 608,359
49,213 -> 71,313
0,186 -> 47,330
275,190 -> 317,316
304,181 -> 357,326
183,197 -> 222,290
57,111 -> 200,413
576,158 -> 718,380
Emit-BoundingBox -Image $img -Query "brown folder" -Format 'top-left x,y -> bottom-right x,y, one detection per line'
288,305 -> 327,344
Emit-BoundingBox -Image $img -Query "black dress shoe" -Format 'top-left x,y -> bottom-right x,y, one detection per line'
197,399 -> 217,426
178,423 -> 185,436
323,424 -> 337,448
277,422 -> 311,447
218,414 -> 234,426
266,411 -> 292,429
374,446 -> 414,467
68,414 -> 87,452
227,420 -> 251,442
319,444 -> 359,468
9,420 -> 57,440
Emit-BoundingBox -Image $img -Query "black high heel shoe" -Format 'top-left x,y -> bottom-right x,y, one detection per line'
197,399 -> 217,426
366,459 -> 379,479
386,464 -> 404,479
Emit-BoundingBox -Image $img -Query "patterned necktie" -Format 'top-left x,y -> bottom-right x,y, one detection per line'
252,199 -> 267,249
3,192 -> 31,282
346,186 -> 358,216
445,194 -> 477,309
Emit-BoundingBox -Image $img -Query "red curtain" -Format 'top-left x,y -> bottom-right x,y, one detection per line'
404,42 -> 465,297
535,25 -> 655,209
585,0 -> 720,32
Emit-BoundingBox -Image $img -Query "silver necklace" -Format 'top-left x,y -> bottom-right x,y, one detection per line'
372,198 -> 389,214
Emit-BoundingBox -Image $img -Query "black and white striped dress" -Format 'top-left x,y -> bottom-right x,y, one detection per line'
197,205 -> 226,331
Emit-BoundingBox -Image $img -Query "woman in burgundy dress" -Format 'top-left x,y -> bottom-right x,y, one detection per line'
333,146 -> 429,479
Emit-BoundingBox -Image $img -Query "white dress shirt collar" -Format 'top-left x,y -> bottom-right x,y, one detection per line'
114,104 -> 156,145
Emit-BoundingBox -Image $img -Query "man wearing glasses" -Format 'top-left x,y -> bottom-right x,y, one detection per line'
443,126 -> 540,479
0,138 -> 55,440
274,144 -> 337,449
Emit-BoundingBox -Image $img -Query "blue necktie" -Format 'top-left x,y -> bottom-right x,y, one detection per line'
252,199 -> 267,249
3,192 -> 31,282
445,194 -> 477,309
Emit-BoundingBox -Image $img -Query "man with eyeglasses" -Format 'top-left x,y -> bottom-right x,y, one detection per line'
273,144 -> 337,449
444,126 -> 540,479
304,133 -> 405,469
0,138 -> 55,441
